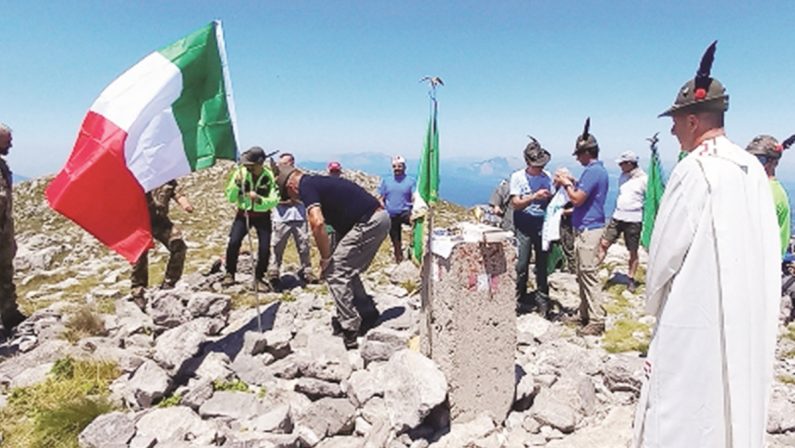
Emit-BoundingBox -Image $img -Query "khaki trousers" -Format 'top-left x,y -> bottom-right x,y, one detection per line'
131,219 -> 187,289
575,227 -> 605,323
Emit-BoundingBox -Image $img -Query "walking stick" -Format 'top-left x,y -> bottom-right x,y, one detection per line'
240,163 -> 263,333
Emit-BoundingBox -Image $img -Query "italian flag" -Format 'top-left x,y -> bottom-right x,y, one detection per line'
46,21 -> 238,263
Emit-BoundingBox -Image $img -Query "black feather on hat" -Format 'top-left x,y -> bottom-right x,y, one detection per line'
659,40 -> 729,117
781,135 -> 795,151
574,117 -> 598,155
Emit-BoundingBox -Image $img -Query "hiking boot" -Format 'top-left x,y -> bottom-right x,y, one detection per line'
331,316 -> 343,335
203,259 -> 223,276
160,281 -> 176,291
253,279 -> 273,293
577,321 -> 606,337
300,271 -> 320,285
535,292 -> 551,320
221,273 -> 236,288
341,329 -> 359,350
360,310 -> 381,335
130,287 -> 147,311
627,279 -> 637,294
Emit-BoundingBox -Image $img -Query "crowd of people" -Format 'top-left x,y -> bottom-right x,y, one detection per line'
0,40 -> 791,447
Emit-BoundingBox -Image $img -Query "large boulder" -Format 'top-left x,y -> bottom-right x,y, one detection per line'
133,406 -> 221,445
199,391 -> 267,420
430,413 -> 497,448
383,350 -> 447,432
154,318 -> 214,372
530,388 -> 578,434
603,355 -> 645,396
360,328 -> 409,364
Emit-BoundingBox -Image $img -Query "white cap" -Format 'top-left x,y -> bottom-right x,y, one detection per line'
392,155 -> 406,165
615,151 -> 638,164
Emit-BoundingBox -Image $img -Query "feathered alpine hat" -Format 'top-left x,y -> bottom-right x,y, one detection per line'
573,117 -> 599,155
659,40 -> 729,117
523,135 -> 551,167
746,134 -> 795,160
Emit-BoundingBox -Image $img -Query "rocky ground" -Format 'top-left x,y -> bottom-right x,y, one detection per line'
1,163 -> 794,447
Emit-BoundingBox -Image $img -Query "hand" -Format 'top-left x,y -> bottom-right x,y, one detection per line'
248,191 -> 258,200
320,258 -> 331,277
183,204 -> 194,213
535,189 -> 551,200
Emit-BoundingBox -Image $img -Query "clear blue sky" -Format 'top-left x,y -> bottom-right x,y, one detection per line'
3,1 -> 795,178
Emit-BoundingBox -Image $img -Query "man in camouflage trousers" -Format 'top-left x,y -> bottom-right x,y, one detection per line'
0,123 -> 26,338
130,179 -> 193,309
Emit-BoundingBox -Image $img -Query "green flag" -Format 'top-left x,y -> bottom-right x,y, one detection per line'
411,95 -> 440,263
641,135 -> 666,249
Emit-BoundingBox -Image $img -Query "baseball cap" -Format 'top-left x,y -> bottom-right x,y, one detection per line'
392,155 -> 406,166
240,146 -> 266,165
615,151 -> 639,164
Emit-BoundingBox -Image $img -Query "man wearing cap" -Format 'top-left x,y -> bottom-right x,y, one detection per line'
130,179 -> 193,309
328,161 -> 342,177
0,123 -> 26,338
277,165 -> 389,349
633,42 -> 779,448
746,134 -> 792,256
378,156 -> 416,263
555,118 -> 609,335
597,151 -> 647,292
222,147 -> 280,290
268,153 -> 315,287
510,137 -> 552,316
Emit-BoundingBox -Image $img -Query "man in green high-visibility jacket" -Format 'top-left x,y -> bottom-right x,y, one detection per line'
222,147 -> 279,290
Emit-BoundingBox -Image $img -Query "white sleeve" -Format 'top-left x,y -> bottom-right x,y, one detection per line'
508,172 -> 522,197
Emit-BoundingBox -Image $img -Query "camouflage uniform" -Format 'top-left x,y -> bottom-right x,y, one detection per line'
131,180 -> 187,292
0,157 -> 22,330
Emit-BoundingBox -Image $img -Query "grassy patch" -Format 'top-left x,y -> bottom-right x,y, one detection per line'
777,374 -> 795,385
603,319 -> 651,354
212,378 -> 249,392
280,291 -> 297,302
61,306 -> 108,344
400,279 -> 419,296
0,357 -> 119,448
784,324 -> 795,342
157,393 -> 182,408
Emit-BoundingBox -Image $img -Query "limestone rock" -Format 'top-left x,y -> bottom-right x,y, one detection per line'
303,333 -> 352,382
294,397 -> 356,447
246,403 -> 292,433
199,390 -> 267,420
360,327 -> 409,364
133,406 -> 220,445
230,354 -> 275,386
127,359 -> 172,408
187,292 -> 231,319
767,391 -> 795,434
148,293 -> 190,329
389,261 -> 420,285
383,350 -> 448,432
531,388 -> 578,434
154,318 -> 213,372
431,414 -> 497,448
343,367 -> 383,406
181,379 -> 214,411
295,377 -> 345,400
603,354 -> 645,397
78,412 -> 136,448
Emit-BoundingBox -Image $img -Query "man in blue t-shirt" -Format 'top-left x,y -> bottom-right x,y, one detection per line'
378,155 -> 416,263
510,137 -> 553,317
555,118 -> 609,336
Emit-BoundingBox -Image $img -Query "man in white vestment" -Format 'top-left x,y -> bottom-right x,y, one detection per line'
632,41 -> 780,448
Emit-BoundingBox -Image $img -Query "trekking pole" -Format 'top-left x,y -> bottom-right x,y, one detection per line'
240,163 -> 263,333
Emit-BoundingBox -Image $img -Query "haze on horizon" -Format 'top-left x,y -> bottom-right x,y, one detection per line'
3,1 -> 795,179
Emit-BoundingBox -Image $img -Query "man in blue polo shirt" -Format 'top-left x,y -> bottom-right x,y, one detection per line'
510,137 -> 553,317
555,118 -> 609,335
378,155 -> 416,263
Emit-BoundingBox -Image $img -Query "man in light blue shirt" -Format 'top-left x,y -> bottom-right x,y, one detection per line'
510,137 -> 552,317
378,155 -> 416,263
555,118 -> 609,335
268,153 -> 315,286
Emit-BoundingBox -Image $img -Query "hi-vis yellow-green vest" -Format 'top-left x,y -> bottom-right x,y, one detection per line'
225,166 -> 279,212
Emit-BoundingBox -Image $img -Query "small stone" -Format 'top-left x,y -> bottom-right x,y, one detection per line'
127,359 -> 172,408
199,390 -> 267,420
383,350 -> 447,432
242,331 -> 269,356
246,404 -> 292,433
295,377 -> 345,400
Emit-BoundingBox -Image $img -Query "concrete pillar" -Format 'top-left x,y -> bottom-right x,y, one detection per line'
421,226 -> 516,423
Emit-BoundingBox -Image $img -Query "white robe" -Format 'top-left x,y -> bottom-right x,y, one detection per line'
633,135 -> 779,448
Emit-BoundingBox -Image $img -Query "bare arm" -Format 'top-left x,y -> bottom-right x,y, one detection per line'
307,205 -> 331,260
176,195 -> 194,213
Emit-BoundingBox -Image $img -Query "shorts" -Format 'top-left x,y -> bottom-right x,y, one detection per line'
602,218 -> 641,252
389,211 -> 411,244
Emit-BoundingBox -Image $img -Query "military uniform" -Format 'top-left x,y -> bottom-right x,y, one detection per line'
131,180 -> 187,294
0,157 -> 24,332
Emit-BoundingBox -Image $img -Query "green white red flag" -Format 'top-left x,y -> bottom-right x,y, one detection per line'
46,21 -> 238,263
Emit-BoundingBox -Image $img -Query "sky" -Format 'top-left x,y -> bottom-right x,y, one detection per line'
3,1 -> 795,179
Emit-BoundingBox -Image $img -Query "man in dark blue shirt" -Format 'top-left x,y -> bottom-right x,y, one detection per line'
555,118 -> 609,335
378,155 -> 416,263
509,137 -> 553,317
277,166 -> 389,349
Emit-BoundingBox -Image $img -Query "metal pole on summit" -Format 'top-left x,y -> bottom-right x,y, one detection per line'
240,163 -> 264,333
